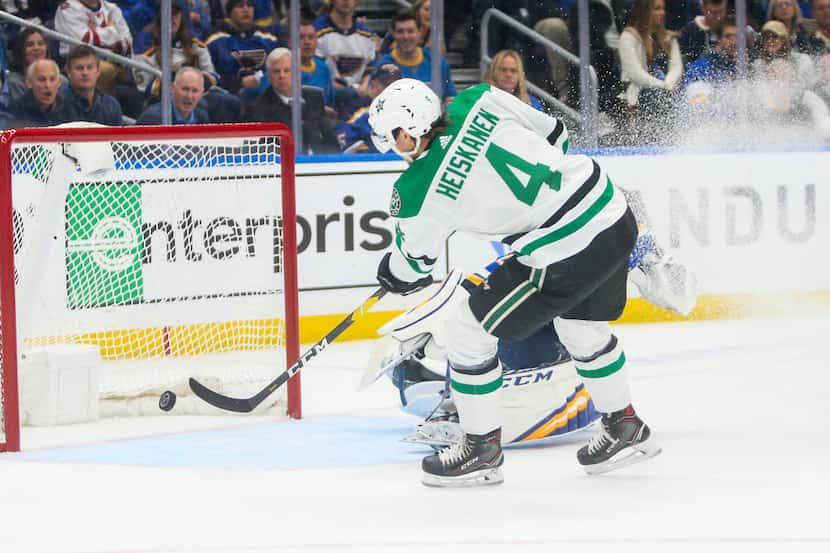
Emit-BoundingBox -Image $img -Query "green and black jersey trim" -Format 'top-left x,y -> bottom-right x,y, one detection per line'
390,84 -> 492,219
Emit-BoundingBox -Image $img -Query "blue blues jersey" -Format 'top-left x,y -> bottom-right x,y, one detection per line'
374,47 -> 457,99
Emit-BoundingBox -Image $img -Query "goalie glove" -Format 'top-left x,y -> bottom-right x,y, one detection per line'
377,252 -> 434,296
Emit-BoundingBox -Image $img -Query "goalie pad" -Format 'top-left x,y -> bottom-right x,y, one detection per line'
401,360 -> 599,447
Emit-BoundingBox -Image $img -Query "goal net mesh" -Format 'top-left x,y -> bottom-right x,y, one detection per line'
1,131 -> 294,443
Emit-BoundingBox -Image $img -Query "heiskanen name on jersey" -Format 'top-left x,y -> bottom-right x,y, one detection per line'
387,83 -> 628,282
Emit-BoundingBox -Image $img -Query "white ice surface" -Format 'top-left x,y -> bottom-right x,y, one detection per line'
2,316 -> 830,553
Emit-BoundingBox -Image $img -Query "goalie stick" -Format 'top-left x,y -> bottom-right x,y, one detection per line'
189,287 -> 388,413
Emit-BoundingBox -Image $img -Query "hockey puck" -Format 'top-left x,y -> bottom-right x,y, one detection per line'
159,390 -> 177,412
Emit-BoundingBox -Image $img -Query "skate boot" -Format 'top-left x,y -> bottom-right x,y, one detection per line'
577,405 -> 661,475
421,428 -> 504,487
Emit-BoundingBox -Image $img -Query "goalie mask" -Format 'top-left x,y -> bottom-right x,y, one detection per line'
368,78 -> 441,160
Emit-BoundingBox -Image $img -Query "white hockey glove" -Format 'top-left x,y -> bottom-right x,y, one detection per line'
630,254 -> 698,316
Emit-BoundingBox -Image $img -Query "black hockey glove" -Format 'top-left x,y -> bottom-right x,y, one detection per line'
377,252 -> 434,296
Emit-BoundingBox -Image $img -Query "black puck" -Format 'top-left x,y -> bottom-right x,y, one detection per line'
159,390 -> 177,412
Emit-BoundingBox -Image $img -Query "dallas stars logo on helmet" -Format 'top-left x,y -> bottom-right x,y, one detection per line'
390,187 -> 401,216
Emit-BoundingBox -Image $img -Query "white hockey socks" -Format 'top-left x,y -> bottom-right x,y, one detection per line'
450,358 -> 503,436
555,320 -> 631,414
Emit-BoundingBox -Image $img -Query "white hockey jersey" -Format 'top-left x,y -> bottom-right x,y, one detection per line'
54,0 -> 132,56
388,84 -> 629,283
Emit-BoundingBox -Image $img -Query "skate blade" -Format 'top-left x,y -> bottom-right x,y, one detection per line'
583,438 -> 662,476
422,467 -> 504,488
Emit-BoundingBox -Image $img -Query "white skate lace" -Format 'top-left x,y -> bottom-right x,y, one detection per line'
586,427 -> 617,455
437,438 -> 473,466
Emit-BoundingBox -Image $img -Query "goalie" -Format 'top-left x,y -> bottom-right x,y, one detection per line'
373,228 -> 696,450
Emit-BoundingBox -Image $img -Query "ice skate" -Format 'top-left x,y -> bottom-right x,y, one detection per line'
577,405 -> 661,475
422,428 -> 504,487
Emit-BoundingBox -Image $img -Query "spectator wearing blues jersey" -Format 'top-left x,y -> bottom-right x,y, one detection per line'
300,18 -> 335,109
54,0 -> 133,95
314,0 -> 377,88
206,0 -> 279,94
483,49 -> 544,112
373,10 -> 456,101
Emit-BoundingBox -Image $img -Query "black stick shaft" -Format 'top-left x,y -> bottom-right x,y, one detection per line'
189,287 -> 388,413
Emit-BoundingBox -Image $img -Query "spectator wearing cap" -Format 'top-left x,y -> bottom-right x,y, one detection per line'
753,20 -> 817,90
766,0 -> 825,56
206,0 -> 279,94
54,0 -> 133,95
61,45 -> 123,126
2,59 -> 74,129
136,66 -> 210,124
245,48 -> 338,154
373,10 -> 456,101
314,0 -> 378,89
335,64 -> 402,153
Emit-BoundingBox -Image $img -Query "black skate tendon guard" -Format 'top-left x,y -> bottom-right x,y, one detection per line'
189,287 -> 388,413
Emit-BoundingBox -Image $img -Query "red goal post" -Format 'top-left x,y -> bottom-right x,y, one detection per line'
0,123 -> 300,453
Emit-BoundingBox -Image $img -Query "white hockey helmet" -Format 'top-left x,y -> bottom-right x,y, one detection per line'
368,78 -> 442,159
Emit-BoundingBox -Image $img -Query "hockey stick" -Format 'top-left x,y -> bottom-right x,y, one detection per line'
189,287 -> 388,413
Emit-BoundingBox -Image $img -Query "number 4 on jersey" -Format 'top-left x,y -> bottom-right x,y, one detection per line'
485,143 -> 562,206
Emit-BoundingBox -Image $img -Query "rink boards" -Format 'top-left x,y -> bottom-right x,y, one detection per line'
293,147 -> 830,342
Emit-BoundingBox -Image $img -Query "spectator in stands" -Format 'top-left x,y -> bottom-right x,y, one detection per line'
185,0 -> 217,41
380,0 -> 434,54
62,45 -> 123,125
314,0 -> 377,89
619,0 -> 683,131
334,63 -> 401,153
766,0 -> 825,56
677,0 -> 727,66
136,66 -> 210,124
241,18 -> 336,114
753,20 -> 817,89
814,52 -> 830,103
206,0 -> 279,94
2,28 -> 67,108
245,47 -> 338,154
754,56 -> 830,138
133,2 -> 219,95
55,0 -> 133,95
300,18 -> 335,109
683,15 -> 743,115
484,49 -> 544,112
685,16 -> 740,90
374,10 -> 456,101
812,0 -> 830,54
2,59 -> 73,128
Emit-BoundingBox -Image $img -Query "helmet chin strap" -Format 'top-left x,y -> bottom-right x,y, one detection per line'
391,135 -> 421,163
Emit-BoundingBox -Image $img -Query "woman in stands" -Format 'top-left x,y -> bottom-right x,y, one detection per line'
753,20 -> 817,91
618,0 -> 683,140
766,0 -> 825,57
483,49 -> 545,112
2,29 -> 66,108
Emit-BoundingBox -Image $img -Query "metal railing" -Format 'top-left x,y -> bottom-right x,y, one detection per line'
0,10 -> 162,79
480,7 -> 599,146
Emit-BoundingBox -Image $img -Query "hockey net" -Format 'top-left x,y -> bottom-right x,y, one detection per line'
0,123 -> 300,452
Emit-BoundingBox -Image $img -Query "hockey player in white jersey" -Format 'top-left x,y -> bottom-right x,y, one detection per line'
369,78 -> 662,486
